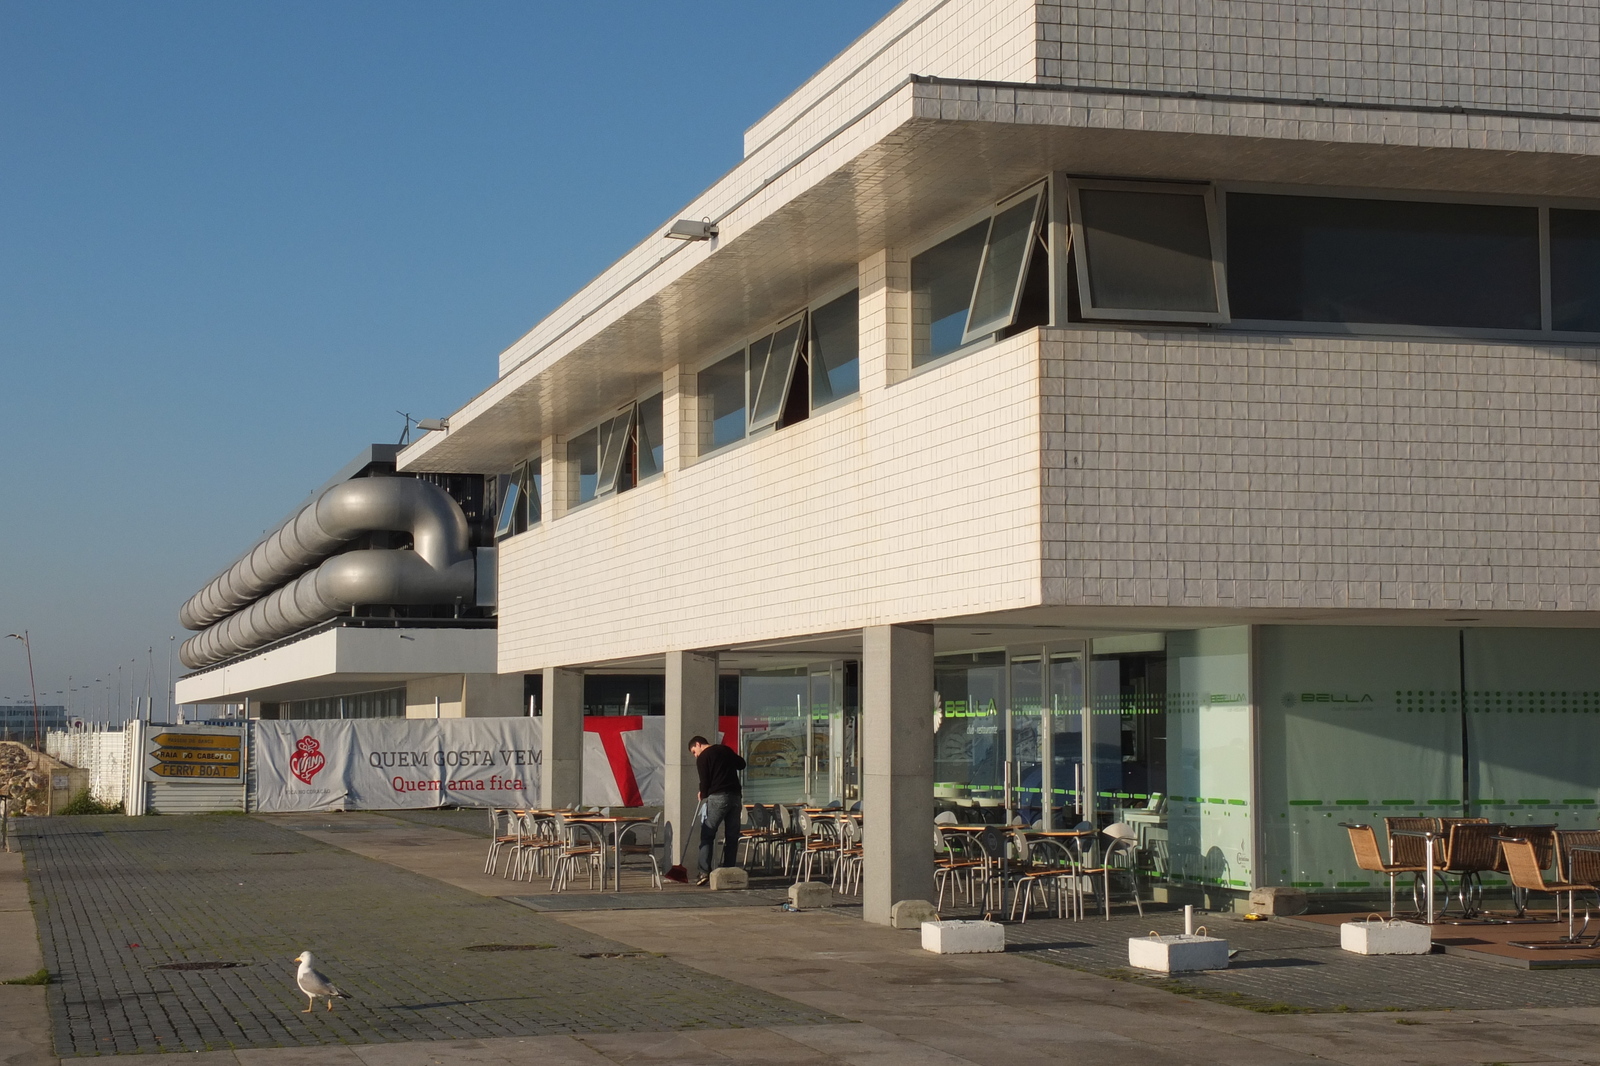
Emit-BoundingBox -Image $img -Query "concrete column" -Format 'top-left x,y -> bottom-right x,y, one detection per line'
661,365 -> 698,473
664,650 -> 719,872
540,434 -> 568,520
540,667 -> 583,808
858,248 -> 911,392
862,624 -> 935,925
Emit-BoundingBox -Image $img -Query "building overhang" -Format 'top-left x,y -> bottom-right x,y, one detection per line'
173,625 -> 499,706
398,76 -> 1600,477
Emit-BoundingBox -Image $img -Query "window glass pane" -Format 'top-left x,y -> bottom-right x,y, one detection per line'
526,457 -> 542,524
1078,188 -> 1217,313
746,332 -> 773,414
810,290 -> 859,406
967,191 -> 1044,338
567,427 -> 599,503
912,221 -> 987,366
595,409 -> 632,497
698,352 -> 746,452
1228,194 -> 1540,329
750,318 -> 804,431
494,481 -> 519,539
1551,209 -> 1600,332
635,393 -> 663,479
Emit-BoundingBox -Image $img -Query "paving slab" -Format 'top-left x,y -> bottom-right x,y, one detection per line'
15,815 -> 830,1056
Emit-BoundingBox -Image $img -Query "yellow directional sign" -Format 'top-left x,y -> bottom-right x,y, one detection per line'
154,748 -> 240,765
153,732 -> 240,751
148,762 -> 240,780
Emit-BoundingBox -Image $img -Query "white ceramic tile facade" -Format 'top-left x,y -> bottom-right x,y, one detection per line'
1041,329 -> 1600,612
495,332 -> 1045,671
1034,1 -> 1600,117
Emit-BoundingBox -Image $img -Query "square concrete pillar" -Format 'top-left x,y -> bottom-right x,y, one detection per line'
665,651 -> 719,872
540,434 -> 568,520
662,365 -> 698,473
862,624 -> 935,925
540,667 -> 583,808
859,248 -> 911,392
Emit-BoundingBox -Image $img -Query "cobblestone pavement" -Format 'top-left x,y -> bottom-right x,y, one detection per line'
1004,905 -> 1600,1011
16,815 -> 830,1057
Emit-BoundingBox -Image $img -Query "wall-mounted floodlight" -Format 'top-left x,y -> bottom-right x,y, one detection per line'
665,219 -> 718,241
416,418 -> 449,432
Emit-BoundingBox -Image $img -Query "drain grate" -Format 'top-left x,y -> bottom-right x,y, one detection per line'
575,951 -> 652,959
153,962 -> 246,971
463,943 -> 555,952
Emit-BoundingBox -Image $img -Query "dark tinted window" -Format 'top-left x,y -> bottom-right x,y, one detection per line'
1228,194 -> 1539,330
1551,209 -> 1600,333
810,290 -> 859,406
911,222 -> 986,365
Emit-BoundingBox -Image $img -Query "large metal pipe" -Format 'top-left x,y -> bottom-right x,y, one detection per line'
179,478 -> 470,631
178,477 -> 476,670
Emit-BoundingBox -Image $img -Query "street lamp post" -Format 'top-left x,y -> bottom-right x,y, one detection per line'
5,632 -> 41,751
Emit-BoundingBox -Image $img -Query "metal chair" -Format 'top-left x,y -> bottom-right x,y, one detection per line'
615,814 -> 664,890
1082,823 -> 1143,920
1007,834 -> 1082,923
549,819 -> 607,892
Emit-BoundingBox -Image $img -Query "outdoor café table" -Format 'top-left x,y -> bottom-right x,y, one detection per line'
566,815 -> 653,890
1390,827 -> 1444,922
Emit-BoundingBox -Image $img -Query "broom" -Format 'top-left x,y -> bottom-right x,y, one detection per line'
664,800 -> 704,883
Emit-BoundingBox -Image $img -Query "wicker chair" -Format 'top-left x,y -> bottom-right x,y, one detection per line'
1384,816 -> 1446,869
1342,822 -> 1430,918
1438,821 -> 1506,919
1499,835 -> 1600,948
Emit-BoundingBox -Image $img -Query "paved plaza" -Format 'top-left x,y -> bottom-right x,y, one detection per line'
6,811 -> 1600,1065
14,815 -> 827,1056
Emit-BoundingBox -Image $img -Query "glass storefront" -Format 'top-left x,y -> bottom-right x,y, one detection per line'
737,664 -> 857,805
1259,626 -> 1600,895
724,624 -> 1600,902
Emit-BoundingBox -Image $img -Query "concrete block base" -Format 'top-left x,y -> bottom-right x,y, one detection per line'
1341,919 -> 1431,955
708,867 -> 749,890
789,881 -> 833,909
1249,887 -> 1309,916
921,920 -> 1005,954
1127,934 -> 1230,973
890,899 -> 939,929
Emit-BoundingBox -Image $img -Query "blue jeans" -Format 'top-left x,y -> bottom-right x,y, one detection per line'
699,791 -> 741,874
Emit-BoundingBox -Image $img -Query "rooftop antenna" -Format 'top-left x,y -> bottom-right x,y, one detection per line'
397,411 -> 417,446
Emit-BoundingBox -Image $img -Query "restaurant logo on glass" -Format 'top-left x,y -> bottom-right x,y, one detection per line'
147,732 -> 242,779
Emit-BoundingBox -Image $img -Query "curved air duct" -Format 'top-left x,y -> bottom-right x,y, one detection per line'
178,478 -> 476,670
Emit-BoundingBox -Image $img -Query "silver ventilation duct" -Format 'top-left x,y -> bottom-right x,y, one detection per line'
178,477 -> 476,670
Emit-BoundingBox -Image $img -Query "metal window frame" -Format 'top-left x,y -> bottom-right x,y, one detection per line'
748,312 -> 808,435
962,182 -> 1048,344
594,404 -> 638,499
1067,177 -> 1229,325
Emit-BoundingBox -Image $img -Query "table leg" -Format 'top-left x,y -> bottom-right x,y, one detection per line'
1425,837 -> 1436,923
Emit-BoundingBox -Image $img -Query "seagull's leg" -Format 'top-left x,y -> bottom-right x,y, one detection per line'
326,998 -> 334,1012
303,994 -> 314,1013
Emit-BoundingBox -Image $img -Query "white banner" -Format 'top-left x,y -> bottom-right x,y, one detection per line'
249,716 -> 677,812
253,719 -> 541,812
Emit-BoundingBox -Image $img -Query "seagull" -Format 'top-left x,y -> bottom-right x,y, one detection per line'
293,951 -> 350,1013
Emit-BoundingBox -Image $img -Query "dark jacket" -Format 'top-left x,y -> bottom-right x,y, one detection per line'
696,743 -> 746,797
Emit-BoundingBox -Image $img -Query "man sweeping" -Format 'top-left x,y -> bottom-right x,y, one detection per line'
689,734 -> 745,885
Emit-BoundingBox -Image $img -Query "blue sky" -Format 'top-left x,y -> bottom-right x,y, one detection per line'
0,1 -> 897,720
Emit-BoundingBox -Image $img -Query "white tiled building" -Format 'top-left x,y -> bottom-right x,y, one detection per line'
391,0 -> 1600,922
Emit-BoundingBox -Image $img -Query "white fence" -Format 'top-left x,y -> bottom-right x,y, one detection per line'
45,726 -> 134,806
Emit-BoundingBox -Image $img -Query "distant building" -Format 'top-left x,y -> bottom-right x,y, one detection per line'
0,705 -> 69,744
